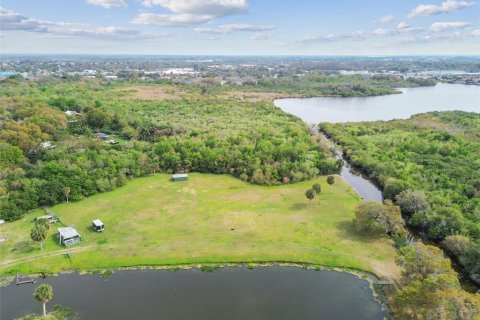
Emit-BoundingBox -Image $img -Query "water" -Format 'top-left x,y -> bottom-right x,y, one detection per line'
275,83 -> 480,123
337,154 -> 383,202
1,268 -> 385,320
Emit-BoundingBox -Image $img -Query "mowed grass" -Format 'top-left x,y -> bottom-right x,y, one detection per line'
0,174 -> 399,278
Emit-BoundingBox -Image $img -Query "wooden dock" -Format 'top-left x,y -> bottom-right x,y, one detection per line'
16,271 -> 34,285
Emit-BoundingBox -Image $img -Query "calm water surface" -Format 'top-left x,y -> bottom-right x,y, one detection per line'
275,83 -> 480,123
1,268 -> 385,320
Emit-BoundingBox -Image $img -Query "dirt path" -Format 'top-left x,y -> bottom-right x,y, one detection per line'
1,245 -> 94,267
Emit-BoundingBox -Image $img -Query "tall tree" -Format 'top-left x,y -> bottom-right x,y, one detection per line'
312,183 -> 322,199
326,176 -> 335,192
31,224 -> 48,249
34,284 -> 53,317
395,189 -> 430,215
61,186 -> 71,203
305,189 -> 315,206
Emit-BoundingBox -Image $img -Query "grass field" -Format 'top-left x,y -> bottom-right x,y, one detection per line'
0,174 -> 399,279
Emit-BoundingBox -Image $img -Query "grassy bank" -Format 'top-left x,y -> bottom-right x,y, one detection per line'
0,173 -> 399,278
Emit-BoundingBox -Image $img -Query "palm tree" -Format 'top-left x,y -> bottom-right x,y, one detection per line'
61,186 -> 71,203
306,189 -> 315,206
312,183 -> 322,203
34,284 -> 53,317
31,224 -> 48,249
327,176 -> 335,192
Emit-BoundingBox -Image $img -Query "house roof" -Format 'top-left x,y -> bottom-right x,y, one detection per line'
92,219 -> 103,227
58,227 -> 80,239
95,132 -> 109,138
172,173 -> 188,179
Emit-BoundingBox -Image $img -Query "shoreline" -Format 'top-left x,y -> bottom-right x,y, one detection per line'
1,262 -> 393,317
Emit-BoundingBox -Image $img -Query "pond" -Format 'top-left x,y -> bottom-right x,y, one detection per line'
1,267 -> 385,320
274,83 -> 480,123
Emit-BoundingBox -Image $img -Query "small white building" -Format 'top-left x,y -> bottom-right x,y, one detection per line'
58,227 -> 81,246
92,219 -> 104,232
41,141 -> 57,149
172,173 -> 188,181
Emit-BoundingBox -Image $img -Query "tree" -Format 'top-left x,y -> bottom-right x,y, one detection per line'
31,224 -> 48,249
61,186 -> 71,203
392,243 -> 480,320
353,201 -> 386,234
86,108 -> 112,129
395,189 -> 430,215
305,189 -> 315,206
326,175 -> 335,192
442,235 -> 471,257
35,218 -> 50,231
353,201 -> 405,236
312,183 -> 321,204
460,243 -> 480,282
34,284 -> 53,317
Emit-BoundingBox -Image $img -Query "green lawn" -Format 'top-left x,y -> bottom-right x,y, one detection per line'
0,174 -> 399,278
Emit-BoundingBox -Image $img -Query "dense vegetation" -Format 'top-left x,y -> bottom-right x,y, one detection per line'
0,78 -> 346,221
393,242 -> 480,319
320,111 -> 480,283
231,73 -> 436,97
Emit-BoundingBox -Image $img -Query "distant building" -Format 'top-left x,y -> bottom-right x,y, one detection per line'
57,227 -> 81,246
0,71 -> 16,80
172,173 -> 188,181
41,141 -> 57,149
95,132 -> 109,140
64,110 -> 82,117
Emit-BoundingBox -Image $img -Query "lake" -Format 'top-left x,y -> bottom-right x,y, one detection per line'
275,83 -> 480,123
1,267 -> 385,320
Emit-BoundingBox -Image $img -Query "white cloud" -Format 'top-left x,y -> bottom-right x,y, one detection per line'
396,22 -> 424,33
372,28 -> 390,36
471,29 -> 480,36
86,0 -> 127,8
379,15 -> 395,23
429,21 -> 471,32
141,0 -> 248,15
250,32 -> 270,40
0,7 -> 164,40
134,0 -> 248,26
408,0 -> 475,18
131,13 -> 213,26
194,23 -> 274,34
298,31 -> 366,44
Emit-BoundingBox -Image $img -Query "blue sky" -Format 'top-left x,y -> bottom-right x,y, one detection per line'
1,0 -> 479,55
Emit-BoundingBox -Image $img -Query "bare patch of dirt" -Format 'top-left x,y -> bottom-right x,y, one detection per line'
369,256 -> 402,281
118,86 -> 182,101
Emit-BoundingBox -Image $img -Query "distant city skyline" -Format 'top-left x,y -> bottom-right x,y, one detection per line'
1,0 -> 479,55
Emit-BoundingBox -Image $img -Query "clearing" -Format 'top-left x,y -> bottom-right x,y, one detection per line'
0,174 -> 399,279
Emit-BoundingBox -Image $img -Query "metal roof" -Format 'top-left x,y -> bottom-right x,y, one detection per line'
172,173 -> 188,178
92,219 -> 104,227
58,227 -> 80,239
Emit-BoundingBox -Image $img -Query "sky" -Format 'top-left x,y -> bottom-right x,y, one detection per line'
0,0 -> 479,55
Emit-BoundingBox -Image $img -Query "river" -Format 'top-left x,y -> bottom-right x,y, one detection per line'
276,83 -> 480,290
275,83 -> 480,123
1,267 -> 385,320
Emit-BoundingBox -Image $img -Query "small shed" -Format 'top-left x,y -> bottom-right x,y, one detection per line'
95,132 -> 109,140
172,173 -> 188,181
58,227 -> 81,246
92,219 -> 104,232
